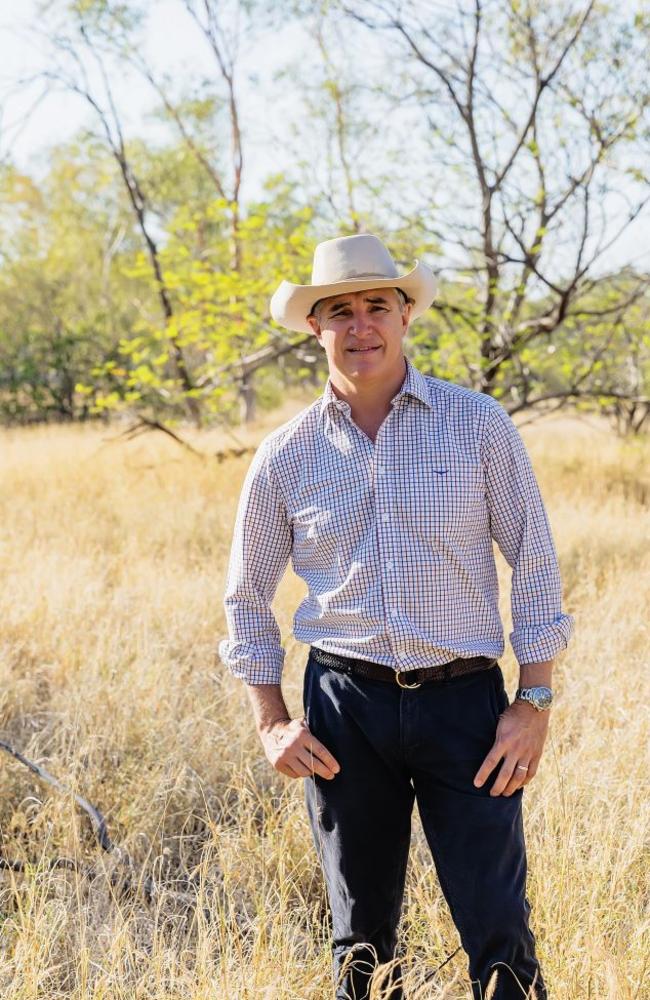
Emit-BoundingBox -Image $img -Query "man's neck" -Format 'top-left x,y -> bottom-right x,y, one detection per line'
329,356 -> 408,422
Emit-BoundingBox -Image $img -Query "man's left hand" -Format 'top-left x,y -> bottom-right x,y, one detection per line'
473,700 -> 550,796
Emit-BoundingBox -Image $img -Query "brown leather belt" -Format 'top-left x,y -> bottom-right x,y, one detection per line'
309,646 -> 497,689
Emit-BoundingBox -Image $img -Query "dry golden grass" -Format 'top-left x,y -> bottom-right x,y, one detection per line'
0,400 -> 648,999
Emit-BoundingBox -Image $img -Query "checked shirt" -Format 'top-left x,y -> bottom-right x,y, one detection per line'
219,356 -> 574,684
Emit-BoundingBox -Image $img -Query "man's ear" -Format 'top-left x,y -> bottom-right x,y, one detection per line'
307,316 -> 322,342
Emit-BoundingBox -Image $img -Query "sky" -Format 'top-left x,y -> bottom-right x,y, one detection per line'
0,0 -> 305,201
1,0 -> 648,276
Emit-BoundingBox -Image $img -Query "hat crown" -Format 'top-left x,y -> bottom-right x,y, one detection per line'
311,234 -> 399,285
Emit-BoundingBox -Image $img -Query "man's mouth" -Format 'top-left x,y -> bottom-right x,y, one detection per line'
347,345 -> 381,353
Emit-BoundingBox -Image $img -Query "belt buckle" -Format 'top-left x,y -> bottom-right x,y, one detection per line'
395,670 -> 421,689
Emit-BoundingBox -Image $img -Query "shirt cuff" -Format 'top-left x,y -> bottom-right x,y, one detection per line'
510,612 -> 575,665
218,638 -> 285,685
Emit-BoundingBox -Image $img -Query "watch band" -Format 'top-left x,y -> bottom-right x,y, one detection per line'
515,686 -> 553,710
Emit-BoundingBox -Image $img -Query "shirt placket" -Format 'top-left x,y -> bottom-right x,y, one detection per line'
373,408 -> 400,662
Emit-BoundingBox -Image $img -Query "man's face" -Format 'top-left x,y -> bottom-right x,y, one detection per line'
307,287 -> 411,385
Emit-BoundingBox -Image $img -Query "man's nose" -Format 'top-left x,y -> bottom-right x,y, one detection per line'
348,310 -> 372,334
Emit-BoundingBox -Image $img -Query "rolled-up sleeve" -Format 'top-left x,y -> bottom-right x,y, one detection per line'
482,402 -> 574,665
218,438 -> 292,685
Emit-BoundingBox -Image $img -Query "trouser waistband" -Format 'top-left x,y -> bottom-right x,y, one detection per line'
309,646 -> 497,688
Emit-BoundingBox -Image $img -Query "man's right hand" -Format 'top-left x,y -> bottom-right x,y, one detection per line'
259,717 -> 341,780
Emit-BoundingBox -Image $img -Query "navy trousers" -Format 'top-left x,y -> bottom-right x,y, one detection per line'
303,650 -> 547,1000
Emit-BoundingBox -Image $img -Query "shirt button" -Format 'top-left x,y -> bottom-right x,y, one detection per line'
378,465 -> 385,475
386,560 -> 394,571
382,513 -> 390,523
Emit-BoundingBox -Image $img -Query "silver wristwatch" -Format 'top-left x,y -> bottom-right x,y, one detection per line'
514,686 -> 553,711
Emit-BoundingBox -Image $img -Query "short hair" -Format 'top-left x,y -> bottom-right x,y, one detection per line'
308,287 -> 412,324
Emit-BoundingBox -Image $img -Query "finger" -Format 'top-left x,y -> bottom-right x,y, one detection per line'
295,748 -> 337,780
278,758 -> 311,779
490,755 -> 519,796
273,756 -> 301,778
473,743 -> 504,788
522,757 -> 540,785
274,761 -> 298,778
300,730 -> 340,775
271,744 -> 312,778
502,763 -> 531,797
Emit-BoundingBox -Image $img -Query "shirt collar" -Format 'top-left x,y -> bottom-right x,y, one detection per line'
319,356 -> 432,421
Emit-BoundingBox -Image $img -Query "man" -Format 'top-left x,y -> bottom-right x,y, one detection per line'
219,233 -> 574,999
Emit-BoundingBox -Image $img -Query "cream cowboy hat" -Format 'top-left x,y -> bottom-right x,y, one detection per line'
270,233 -> 437,334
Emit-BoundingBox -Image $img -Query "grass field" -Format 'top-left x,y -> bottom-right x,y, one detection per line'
0,400 -> 648,999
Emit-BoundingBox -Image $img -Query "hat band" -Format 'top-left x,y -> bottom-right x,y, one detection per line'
313,270 -> 399,283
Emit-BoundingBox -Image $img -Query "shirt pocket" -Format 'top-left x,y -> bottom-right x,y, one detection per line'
410,455 -> 486,546
290,471 -> 371,572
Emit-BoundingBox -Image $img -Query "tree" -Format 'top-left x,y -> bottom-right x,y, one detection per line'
107,176 -> 314,419
2,0 -> 648,433
0,146 -> 143,422
338,0 -> 650,424
33,0 -> 321,423
35,0 -> 204,421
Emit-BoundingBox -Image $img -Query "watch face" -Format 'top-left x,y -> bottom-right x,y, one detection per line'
533,687 -> 553,709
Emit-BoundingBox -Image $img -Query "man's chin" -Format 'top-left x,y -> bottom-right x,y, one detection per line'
343,349 -> 385,370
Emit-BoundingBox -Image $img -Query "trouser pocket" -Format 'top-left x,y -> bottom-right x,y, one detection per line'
489,663 -> 509,718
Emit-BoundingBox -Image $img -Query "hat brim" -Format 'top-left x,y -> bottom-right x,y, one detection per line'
270,261 -> 437,334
